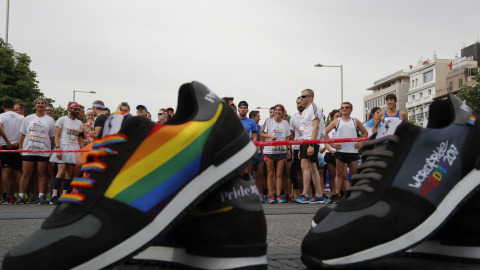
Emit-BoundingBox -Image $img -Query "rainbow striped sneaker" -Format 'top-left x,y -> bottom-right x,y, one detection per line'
132,174 -> 268,269
2,81 -> 257,270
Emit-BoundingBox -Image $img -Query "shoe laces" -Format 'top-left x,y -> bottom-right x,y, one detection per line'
59,134 -> 128,204
347,135 -> 399,194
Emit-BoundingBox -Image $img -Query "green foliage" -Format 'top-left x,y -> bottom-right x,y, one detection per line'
457,69 -> 480,114
0,37 -> 54,115
53,106 -> 67,121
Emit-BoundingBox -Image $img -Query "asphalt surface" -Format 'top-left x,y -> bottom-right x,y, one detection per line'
1,203 -> 480,269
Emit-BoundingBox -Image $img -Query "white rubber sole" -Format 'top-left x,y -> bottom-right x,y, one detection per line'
134,246 -> 268,269
407,240 -> 480,259
72,142 -> 257,270
322,168 -> 480,266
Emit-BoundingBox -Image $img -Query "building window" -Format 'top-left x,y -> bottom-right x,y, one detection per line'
448,81 -> 453,92
459,78 -> 463,88
420,92 -> 423,98
428,89 -> 431,96
411,80 -> 414,87
412,95 -> 415,101
415,79 -> 418,86
424,70 -> 433,83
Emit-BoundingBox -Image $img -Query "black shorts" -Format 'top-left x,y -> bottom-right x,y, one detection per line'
0,145 -> 22,169
300,144 -> 319,163
335,152 -> 360,164
324,152 -> 336,165
22,155 -> 51,163
264,153 -> 287,161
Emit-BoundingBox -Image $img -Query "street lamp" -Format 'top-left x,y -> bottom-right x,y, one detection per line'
73,90 -> 96,102
314,63 -> 343,104
5,0 -> 10,44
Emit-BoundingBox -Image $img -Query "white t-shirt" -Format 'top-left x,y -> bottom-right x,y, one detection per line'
0,111 -> 24,145
327,128 -> 337,153
289,113 -> 302,151
261,118 -> 290,155
56,116 -> 83,145
20,114 -> 56,157
300,103 -> 325,140
336,118 -> 358,153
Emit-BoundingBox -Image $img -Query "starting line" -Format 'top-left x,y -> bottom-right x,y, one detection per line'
0,137 -> 369,153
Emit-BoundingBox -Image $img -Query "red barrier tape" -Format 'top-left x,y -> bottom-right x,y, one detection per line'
0,149 -> 90,153
254,137 -> 369,146
0,138 -> 368,152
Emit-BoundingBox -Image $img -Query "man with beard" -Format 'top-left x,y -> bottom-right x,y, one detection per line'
49,102 -> 84,204
289,97 -> 304,199
237,101 -> 258,175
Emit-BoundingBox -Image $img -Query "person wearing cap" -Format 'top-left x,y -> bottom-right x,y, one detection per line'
81,100 -> 107,138
48,102 -> 84,204
166,107 -> 174,117
238,101 -> 258,176
372,93 -> 408,133
15,98 -> 56,204
136,105 -> 148,117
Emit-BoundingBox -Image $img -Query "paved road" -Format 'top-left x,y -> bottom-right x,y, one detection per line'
1,203 -> 479,269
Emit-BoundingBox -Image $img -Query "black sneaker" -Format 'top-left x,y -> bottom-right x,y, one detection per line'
301,94 -> 480,268
49,196 -> 59,205
0,197 -> 9,204
37,195 -> 46,204
132,173 -> 268,269
406,191 -> 480,260
2,81 -> 257,270
14,196 -> 25,205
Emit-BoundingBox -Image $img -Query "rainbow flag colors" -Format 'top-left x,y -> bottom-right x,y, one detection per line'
104,104 -> 223,216
468,115 -> 477,126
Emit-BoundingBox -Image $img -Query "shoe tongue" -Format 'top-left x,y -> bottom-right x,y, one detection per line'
375,118 -> 403,139
448,94 -> 474,125
101,113 -> 132,138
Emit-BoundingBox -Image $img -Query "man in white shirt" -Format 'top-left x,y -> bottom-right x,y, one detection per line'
0,99 -> 24,204
295,89 -> 326,204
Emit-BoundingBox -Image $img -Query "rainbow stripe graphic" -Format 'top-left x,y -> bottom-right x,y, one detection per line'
468,115 -> 477,126
104,104 -> 223,216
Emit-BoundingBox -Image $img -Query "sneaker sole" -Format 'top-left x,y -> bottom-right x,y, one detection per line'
133,246 -> 268,270
71,142 -> 257,270
406,240 -> 480,260
304,168 -> 480,267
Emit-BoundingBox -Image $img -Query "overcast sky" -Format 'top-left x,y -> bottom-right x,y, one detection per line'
1,0 -> 479,121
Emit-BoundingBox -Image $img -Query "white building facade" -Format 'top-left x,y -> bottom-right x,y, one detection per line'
406,56 -> 451,127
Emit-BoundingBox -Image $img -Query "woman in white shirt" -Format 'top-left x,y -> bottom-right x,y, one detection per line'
261,104 -> 291,204
16,98 -> 56,204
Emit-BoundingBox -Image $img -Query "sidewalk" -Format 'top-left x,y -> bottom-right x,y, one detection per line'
1,203 -> 479,269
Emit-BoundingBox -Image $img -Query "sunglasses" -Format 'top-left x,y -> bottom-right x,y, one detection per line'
300,95 -> 311,99
72,108 -> 81,111
158,113 -> 164,116
230,104 -> 236,107
341,106 -> 350,109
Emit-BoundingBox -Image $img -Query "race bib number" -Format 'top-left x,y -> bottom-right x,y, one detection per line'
28,131 -> 47,148
67,127 -> 80,141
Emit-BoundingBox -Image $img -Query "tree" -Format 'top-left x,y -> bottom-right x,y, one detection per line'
53,106 -> 67,121
0,37 -> 54,114
457,68 -> 480,114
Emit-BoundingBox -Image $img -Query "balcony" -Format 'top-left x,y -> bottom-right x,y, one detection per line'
424,111 -> 429,118
416,113 -> 423,119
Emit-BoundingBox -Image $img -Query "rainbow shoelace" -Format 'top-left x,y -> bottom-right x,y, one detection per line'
59,134 -> 128,204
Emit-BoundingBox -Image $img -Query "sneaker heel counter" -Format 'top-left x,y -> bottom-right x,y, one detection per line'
202,102 -> 251,168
